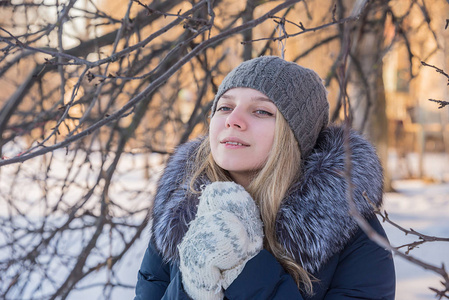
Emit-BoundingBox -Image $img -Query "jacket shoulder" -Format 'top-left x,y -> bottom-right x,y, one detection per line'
326,216 -> 396,299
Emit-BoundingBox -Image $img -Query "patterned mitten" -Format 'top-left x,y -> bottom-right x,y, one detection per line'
178,182 -> 263,300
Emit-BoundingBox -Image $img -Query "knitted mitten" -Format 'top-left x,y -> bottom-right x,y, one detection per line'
178,181 -> 264,300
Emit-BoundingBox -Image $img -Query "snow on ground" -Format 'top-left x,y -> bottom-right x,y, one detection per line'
383,180 -> 449,300
382,151 -> 449,299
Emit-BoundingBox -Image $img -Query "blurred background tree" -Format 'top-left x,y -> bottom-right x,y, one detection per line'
0,0 -> 448,299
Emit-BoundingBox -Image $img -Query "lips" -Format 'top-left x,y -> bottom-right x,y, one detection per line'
220,137 -> 250,147
225,141 -> 245,146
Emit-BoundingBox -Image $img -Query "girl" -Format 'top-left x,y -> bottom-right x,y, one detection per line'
135,56 -> 395,299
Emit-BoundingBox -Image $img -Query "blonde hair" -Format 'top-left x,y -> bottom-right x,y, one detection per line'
189,113 -> 313,294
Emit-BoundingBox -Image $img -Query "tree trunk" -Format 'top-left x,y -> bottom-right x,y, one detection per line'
347,1 -> 391,190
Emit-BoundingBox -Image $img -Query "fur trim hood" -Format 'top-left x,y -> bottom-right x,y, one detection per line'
151,125 -> 384,273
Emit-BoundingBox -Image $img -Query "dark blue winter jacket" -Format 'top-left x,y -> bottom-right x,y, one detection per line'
135,126 -> 396,299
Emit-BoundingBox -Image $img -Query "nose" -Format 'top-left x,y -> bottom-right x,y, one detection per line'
225,108 -> 246,130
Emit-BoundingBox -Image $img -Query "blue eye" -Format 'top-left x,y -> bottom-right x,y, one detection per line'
255,110 -> 273,116
217,106 -> 232,112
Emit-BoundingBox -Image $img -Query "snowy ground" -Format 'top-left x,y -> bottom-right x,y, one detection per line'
383,180 -> 449,300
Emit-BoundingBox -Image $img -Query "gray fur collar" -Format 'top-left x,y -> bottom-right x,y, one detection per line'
151,125 -> 383,273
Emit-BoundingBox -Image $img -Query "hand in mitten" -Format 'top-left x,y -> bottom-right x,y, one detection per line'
178,182 -> 263,300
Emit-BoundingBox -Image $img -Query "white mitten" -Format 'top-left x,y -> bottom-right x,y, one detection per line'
178,182 -> 263,300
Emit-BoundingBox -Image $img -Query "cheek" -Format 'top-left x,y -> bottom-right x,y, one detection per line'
259,126 -> 276,161
209,118 -> 220,153
257,123 -> 275,147
209,120 -> 218,142
209,118 -> 218,137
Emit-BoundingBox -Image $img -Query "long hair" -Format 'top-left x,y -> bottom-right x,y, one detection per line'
189,112 -> 313,294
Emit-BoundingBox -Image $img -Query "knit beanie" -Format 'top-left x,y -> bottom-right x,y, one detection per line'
211,56 -> 329,159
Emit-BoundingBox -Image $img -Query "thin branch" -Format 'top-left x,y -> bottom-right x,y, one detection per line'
242,13 -> 362,45
428,99 -> 449,109
0,0 -> 300,167
421,61 -> 449,81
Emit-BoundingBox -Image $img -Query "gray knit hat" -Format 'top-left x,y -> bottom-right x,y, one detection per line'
211,56 -> 329,159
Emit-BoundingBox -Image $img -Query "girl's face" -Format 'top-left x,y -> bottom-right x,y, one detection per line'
209,87 -> 277,187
